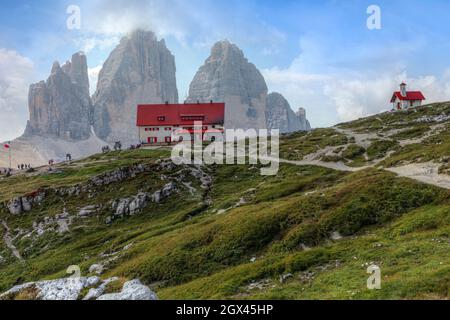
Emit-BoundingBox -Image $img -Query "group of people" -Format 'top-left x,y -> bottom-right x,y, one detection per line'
129,144 -> 142,150
102,145 -> 111,153
1,167 -> 12,176
17,163 -> 32,170
102,142 -> 141,153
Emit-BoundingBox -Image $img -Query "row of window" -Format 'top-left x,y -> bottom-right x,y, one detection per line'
147,135 -> 216,144
144,127 -> 173,131
144,126 -> 216,131
156,116 -> 206,121
181,116 -> 205,121
148,136 -> 173,143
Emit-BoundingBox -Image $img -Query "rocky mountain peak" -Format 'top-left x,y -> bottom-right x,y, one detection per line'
92,29 -> 178,144
209,40 -> 245,61
266,92 -> 311,133
51,61 -> 61,74
187,40 -> 268,129
61,52 -> 90,97
24,52 -> 92,140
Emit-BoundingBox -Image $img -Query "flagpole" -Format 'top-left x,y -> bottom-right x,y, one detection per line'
8,141 -> 11,170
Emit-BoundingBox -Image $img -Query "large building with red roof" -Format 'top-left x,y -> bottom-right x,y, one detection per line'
136,102 -> 225,145
390,83 -> 426,110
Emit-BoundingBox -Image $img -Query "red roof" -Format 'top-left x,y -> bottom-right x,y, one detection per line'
137,103 -> 225,126
390,91 -> 426,102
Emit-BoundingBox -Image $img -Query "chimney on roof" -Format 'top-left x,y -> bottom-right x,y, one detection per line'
210,100 -> 213,104
400,83 -> 407,97
165,101 -> 169,105
197,100 -> 200,104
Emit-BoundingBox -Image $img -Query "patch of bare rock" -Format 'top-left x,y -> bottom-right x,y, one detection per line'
0,277 -> 157,301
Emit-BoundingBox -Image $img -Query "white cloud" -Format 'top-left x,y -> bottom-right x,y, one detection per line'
0,49 -> 36,142
77,0 -> 286,50
263,37 -> 450,128
76,36 -> 120,53
88,64 -> 103,95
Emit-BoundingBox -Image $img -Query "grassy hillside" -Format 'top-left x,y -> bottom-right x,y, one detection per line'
1,103 -> 449,300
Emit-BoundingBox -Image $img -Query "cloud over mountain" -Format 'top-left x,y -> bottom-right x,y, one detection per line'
0,49 -> 36,142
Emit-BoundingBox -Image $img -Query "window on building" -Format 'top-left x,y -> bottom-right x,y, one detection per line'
157,116 -> 165,121
181,115 -> 205,121
165,136 -> 171,143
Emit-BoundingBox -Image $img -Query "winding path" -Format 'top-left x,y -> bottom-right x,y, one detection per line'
261,126 -> 450,190
1,220 -> 24,262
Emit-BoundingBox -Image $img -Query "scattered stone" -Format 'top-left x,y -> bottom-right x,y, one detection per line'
246,279 -> 274,291
78,205 -> 99,217
83,277 -> 119,300
331,231 -> 343,241
279,273 -> 293,284
89,264 -> 104,275
97,279 -> 158,300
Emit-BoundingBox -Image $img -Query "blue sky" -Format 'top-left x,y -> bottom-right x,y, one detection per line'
2,0 -> 450,141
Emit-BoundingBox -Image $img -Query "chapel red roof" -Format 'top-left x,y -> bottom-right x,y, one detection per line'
390,91 -> 426,103
137,103 -> 225,126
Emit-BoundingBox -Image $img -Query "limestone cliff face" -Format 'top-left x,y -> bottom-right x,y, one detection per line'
24,52 -> 91,140
187,40 -> 267,130
296,107 -> 311,131
266,93 -> 311,133
92,30 -> 178,143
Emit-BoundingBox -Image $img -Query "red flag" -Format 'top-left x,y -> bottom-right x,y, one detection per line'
4,143 -> 10,149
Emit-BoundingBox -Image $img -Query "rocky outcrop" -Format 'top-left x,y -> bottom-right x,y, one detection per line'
58,163 -> 152,197
6,190 -> 46,215
187,40 -> 267,130
92,30 -> 179,144
266,92 -> 311,133
97,279 -> 158,300
0,277 -> 101,300
24,52 -> 92,140
0,277 -> 157,301
109,182 -> 177,222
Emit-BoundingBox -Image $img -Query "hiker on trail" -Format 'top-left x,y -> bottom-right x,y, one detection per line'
48,159 -> 54,171
66,153 -> 72,163
102,145 -> 111,153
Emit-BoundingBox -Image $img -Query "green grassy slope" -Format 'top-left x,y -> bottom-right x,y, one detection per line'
1,104 -> 449,300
